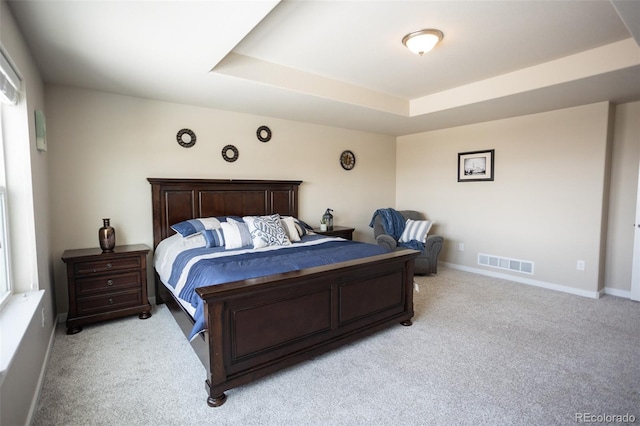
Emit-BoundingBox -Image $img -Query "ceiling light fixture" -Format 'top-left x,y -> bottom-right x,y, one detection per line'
402,29 -> 444,56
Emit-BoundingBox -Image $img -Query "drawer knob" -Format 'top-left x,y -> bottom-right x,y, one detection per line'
108,298 -> 114,305
107,279 -> 113,286
106,263 -> 113,269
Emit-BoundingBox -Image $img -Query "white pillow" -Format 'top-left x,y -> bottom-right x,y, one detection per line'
399,219 -> 433,243
280,216 -> 301,242
243,214 -> 291,248
220,218 -> 253,249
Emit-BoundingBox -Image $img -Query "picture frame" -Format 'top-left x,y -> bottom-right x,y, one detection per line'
34,110 -> 47,152
458,149 -> 494,182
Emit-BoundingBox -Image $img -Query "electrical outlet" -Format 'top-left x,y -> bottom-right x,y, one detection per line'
458,243 -> 464,251
577,260 -> 585,271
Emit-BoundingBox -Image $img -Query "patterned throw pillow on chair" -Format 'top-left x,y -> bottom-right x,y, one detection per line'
399,219 -> 433,243
243,214 -> 292,248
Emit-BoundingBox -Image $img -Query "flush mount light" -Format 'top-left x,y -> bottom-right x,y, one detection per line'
402,29 -> 444,56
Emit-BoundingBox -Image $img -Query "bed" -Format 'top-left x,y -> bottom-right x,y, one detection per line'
148,178 -> 418,407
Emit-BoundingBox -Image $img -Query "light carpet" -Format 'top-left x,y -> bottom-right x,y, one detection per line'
32,266 -> 639,425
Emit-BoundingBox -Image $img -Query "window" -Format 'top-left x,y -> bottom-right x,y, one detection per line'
0,113 -> 10,309
0,48 -> 20,105
0,47 -> 21,309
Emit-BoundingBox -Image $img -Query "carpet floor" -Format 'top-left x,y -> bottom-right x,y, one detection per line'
32,266 -> 639,425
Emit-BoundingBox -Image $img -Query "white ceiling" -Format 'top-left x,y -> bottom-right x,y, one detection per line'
7,0 -> 640,136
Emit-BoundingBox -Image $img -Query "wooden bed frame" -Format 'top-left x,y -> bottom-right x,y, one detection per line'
148,178 -> 418,407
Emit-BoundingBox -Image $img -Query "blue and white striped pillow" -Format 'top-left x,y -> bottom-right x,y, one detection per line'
220,218 -> 253,249
202,228 -> 225,248
293,218 -> 313,236
399,219 -> 433,243
171,217 -> 221,237
280,216 -> 301,242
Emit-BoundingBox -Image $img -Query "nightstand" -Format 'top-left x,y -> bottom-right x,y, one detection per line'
313,226 -> 355,240
62,244 -> 152,334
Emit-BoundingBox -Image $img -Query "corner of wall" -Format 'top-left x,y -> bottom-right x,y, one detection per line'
598,102 -> 616,291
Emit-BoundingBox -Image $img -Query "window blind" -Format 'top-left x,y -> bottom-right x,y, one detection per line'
0,49 -> 20,105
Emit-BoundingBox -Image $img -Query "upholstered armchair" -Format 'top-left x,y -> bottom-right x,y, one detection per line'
372,210 -> 443,275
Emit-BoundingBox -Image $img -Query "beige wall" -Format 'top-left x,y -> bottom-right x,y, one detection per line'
396,102 -> 614,296
45,85 -> 397,314
47,92 -> 638,310
2,0 -> 637,421
1,1 -> 55,425
605,101 -> 640,292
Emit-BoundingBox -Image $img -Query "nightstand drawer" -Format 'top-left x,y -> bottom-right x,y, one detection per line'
76,272 -> 141,296
74,256 -> 141,276
76,289 -> 142,316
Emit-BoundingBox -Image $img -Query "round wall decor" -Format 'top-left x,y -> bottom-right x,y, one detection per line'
176,128 -> 196,148
222,144 -> 239,162
340,150 -> 356,170
256,125 -> 272,143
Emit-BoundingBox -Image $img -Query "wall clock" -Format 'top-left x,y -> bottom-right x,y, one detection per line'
257,125 -> 272,142
176,128 -> 196,148
222,145 -> 239,162
340,150 -> 356,170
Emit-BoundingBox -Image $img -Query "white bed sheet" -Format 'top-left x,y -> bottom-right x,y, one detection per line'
154,233 -> 206,317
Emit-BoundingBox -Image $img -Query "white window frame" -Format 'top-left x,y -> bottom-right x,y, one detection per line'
0,108 -> 10,309
0,47 -> 19,310
0,186 -> 10,309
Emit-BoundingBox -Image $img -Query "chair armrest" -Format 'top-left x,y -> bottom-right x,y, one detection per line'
424,235 -> 444,255
376,235 -> 398,252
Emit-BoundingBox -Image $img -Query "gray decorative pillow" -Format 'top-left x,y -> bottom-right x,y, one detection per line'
243,214 -> 291,248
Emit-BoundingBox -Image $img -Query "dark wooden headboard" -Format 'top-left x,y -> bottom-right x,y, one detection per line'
148,178 -> 302,249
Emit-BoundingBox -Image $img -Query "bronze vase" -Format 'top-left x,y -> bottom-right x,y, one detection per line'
99,218 -> 116,253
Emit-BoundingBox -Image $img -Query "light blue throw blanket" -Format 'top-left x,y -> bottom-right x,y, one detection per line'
369,208 -> 406,240
369,208 -> 425,253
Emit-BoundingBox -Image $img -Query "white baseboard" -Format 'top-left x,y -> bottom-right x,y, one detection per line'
441,262 -> 601,299
603,286 -> 631,299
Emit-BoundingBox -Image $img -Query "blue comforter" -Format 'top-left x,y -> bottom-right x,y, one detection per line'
166,235 -> 388,339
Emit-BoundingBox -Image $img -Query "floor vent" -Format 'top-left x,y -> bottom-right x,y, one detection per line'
478,253 -> 534,275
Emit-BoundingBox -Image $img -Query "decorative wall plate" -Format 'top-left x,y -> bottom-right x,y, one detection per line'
222,144 -> 239,162
177,128 -> 196,148
256,125 -> 272,142
340,150 -> 356,170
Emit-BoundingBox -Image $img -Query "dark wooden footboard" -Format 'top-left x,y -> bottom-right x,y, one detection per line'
149,178 -> 418,406
197,250 -> 417,407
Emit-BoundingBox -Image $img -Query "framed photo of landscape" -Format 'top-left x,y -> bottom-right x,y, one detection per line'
458,149 -> 494,182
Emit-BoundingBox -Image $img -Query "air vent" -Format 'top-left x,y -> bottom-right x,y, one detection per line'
478,253 -> 534,275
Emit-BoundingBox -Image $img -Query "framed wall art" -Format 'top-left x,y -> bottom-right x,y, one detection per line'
35,110 -> 47,152
458,149 -> 494,182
